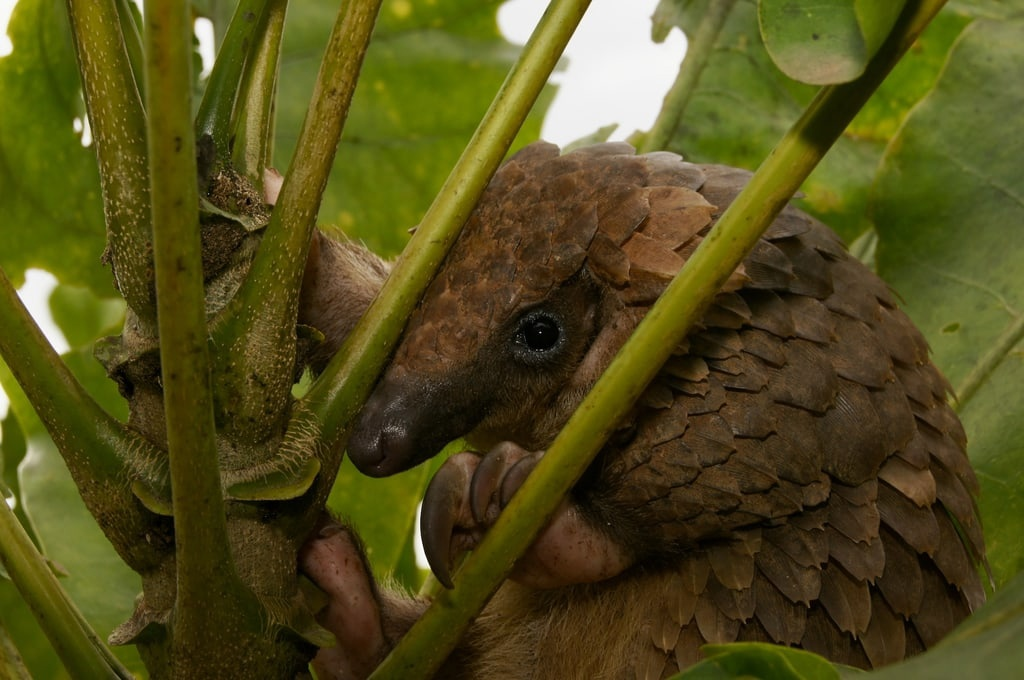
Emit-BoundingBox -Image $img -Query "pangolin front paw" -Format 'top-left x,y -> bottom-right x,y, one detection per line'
421,442 -> 633,590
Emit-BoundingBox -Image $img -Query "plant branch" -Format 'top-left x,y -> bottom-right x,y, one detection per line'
0,498 -> 132,679
373,0 -> 948,676
144,0 -> 242,647
0,268 -> 143,503
641,0 -> 737,152
232,0 -> 288,183
212,0 -> 383,446
955,311 -> 1024,409
65,0 -> 153,323
194,0 -> 271,167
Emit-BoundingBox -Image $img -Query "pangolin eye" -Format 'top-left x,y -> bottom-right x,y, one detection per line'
516,312 -> 563,354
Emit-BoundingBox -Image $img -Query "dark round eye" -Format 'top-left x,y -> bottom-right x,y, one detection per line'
516,312 -> 562,353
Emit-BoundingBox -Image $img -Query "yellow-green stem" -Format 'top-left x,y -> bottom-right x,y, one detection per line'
0,499 -> 131,679
232,0 -> 288,184
195,0 -> 271,166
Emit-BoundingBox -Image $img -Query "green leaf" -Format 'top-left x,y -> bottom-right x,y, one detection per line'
673,642 -> 841,679
872,17 -> 1024,585
276,0 -> 550,256
0,0 -> 110,294
758,0 -> 905,84
48,284 -> 125,354
666,1 -> 970,242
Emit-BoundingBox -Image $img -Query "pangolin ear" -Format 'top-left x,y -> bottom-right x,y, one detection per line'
566,295 -> 645,394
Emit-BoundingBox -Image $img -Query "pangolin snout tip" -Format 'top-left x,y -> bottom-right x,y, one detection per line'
348,394 -> 419,477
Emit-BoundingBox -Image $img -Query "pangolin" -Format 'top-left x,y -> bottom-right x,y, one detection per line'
303,141 -> 987,678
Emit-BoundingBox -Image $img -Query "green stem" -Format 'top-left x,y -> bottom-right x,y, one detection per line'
213,0 -> 383,445
0,270 -> 126,481
232,0 -> 288,184
642,0 -> 736,152
144,0 -> 239,646
194,0 -> 270,166
65,0 -> 153,323
955,311 -> 1024,409
303,0 -> 594,466
373,1 -> 947,676
114,0 -> 146,102
0,615 -> 32,680
0,499 -> 131,679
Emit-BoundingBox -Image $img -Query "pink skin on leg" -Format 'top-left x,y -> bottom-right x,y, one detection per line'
299,522 -> 386,680
422,444 -> 634,590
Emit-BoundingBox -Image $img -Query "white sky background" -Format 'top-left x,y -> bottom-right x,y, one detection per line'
0,0 -> 685,421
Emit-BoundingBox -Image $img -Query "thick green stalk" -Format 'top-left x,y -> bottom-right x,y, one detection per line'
144,0 -> 240,653
641,0 -> 737,152
212,0 -> 383,446
194,0 -> 270,166
65,0 -> 153,323
0,269 -> 129,481
232,0 -> 288,183
303,0 -> 594,463
0,498 -> 131,679
372,1 -> 947,676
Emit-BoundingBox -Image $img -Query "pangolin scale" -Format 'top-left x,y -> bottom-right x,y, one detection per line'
307,141 -> 986,678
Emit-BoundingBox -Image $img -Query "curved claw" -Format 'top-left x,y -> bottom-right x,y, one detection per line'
420,452 -> 480,588
469,442 -> 536,525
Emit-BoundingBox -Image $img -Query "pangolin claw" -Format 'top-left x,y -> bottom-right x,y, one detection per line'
469,441 -> 538,524
420,452 -> 480,589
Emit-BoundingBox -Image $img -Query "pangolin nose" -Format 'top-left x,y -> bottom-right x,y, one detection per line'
347,390 -> 418,478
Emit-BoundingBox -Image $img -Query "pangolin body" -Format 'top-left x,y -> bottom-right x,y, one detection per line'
336,142 -> 986,677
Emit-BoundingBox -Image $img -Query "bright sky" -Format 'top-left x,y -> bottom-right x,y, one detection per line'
0,1 -> 685,421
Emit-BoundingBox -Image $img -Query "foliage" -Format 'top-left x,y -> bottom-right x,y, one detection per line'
0,0 -> 1021,677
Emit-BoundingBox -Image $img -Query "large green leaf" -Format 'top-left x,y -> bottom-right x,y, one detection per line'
873,18 -> 1024,586
276,0 -> 551,256
873,14 -> 1024,586
674,642 -> 840,679
758,0 -> 905,84
663,0 -> 971,243
0,0 -> 109,294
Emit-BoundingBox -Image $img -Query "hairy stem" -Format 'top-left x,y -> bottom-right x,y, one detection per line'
375,1 -> 948,676
641,0 -> 737,152
65,0 -> 153,323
